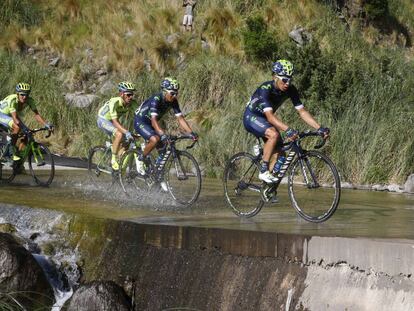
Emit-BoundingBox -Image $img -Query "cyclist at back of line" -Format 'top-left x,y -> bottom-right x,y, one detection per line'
97,81 -> 137,171
133,77 -> 198,176
243,59 -> 330,184
0,83 -> 53,162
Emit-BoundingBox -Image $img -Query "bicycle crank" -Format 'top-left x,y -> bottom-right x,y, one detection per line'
260,183 -> 276,202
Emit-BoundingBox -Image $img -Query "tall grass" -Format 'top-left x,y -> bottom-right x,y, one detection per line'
0,0 -> 413,183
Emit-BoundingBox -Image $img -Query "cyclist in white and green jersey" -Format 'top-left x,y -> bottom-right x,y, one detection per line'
97,81 -> 137,171
0,83 -> 53,161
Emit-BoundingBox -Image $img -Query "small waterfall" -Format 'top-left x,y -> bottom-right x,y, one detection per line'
0,205 -> 81,310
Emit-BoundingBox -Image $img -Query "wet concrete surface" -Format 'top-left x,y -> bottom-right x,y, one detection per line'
3,169 -> 414,239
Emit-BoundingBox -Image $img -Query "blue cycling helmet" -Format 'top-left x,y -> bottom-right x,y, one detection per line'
161,77 -> 180,91
272,60 -> 294,77
118,81 -> 136,92
16,82 -> 31,93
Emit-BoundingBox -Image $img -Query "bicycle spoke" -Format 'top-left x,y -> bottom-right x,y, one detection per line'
288,151 -> 340,222
223,152 -> 264,217
165,150 -> 201,206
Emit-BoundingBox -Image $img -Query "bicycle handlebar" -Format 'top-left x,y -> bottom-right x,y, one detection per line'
19,127 -> 53,139
168,134 -> 198,149
281,130 -> 327,151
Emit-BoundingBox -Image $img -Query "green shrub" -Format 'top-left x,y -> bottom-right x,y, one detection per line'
242,16 -> 278,62
365,0 -> 389,21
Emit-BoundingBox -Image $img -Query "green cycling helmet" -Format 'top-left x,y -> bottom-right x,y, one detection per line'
16,82 -> 31,93
272,60 -> 294,77
118,81 -> 136,92
161,77 -> 180,91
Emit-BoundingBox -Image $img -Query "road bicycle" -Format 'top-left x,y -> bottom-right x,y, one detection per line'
0,127 -> 54,186
119,135 -> 202,206
223,130 -> 341,223
87,137 -> 131,187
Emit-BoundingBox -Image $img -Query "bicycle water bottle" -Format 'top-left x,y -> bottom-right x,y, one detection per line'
272,156 -> 286,174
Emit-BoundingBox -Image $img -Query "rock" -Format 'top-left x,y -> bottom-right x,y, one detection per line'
65,93 -> 98,108
341,182 -> 354,189
166,33 -> 179,44
289,26 -> 312,46
98,80 -> 116,95
125,30 -> 134,38
96,69 -> 107,76
201,39 -> 210,50
404,174 -> 414,193
372,184 -> 387,191
67,280 -> 131,311
0,233 -> 54,309
387,184 -> 403,193
27,47 -> 35,55
49,56 -> 60,67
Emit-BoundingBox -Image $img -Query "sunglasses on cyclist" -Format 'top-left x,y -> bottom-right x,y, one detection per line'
276,76 -> 292,84
167,90 -> 178,96
124,93 -> 134,98
18,93 -> 29,97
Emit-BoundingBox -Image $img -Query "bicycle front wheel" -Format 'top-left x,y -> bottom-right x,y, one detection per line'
164,150 -> 201,206
119,150 -> 149,195
28,143 -> 55,187
288,150 -> 341,223
88,146 -> 114,187
223,152 -> 264,218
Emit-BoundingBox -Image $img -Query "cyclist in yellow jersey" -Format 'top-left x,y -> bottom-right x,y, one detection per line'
0,83 -> 53,161
97,81 -> 137,170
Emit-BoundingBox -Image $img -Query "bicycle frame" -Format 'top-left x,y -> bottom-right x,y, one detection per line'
256,131 -> 326,195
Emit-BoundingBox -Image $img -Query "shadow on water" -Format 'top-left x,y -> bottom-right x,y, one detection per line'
1,169 -> 414,239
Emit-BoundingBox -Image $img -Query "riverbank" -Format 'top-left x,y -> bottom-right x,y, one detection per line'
0,204 -> 413,310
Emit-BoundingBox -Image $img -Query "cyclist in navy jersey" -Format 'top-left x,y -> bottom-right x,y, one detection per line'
243,59 -> 330,184
134,77 -> 198,176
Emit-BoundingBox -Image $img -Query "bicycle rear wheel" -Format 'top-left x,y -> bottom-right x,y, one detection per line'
88,146 -> 114,188
223,152 -> 264,218
28,143 -> 55,186
164,150 -> 201,206
119,149 -> 149,195
288,150 -> 341,223
0,141 -> 16,184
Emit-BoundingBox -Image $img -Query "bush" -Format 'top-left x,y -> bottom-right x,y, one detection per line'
242,16 -> 278,62
365,0 -> 389,21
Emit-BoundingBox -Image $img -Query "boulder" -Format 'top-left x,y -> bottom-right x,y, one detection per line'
289,26 -> 312,46
65,93 -> 98,108
98,80 -> 116,95
0,233 -> 54,309
67,280 -> 131,311
404,174 -> 414,193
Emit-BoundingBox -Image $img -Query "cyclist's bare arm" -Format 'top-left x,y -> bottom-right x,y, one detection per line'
297,107 -> 320,130
264,110 -> 289,132
33,110 -> 48,126
112,118 -> 129,134
177,115 -> 193,134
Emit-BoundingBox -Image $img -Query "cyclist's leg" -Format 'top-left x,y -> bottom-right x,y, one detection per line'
97,118 -> 118,169
134,119 -> 159,157
134,120 -> 159,174
243,111 -> 277,183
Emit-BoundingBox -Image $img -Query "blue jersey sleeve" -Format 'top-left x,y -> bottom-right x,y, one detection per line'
258,86 -> 273,112
287,85 -> 304,109
149,97 -> 161,117
172,101 -> 182,116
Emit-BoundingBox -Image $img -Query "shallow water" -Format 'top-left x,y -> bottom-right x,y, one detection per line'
2,169 -> 414,239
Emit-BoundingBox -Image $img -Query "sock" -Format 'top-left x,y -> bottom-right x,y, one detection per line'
260,161 -> 269,173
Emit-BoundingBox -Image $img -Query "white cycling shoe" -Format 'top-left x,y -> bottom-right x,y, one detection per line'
160,181 -> 168,192
258,171 -> 278,184
135,159 -> 146,175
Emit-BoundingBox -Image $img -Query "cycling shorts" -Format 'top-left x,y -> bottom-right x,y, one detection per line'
134,118 -> 158,141
0,113 -> 14,129
97,117 -> 116,137
243,110 -> 272,138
